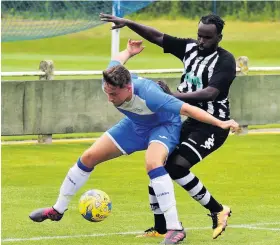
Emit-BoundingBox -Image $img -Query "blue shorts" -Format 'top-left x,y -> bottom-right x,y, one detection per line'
106,117 -> 181,155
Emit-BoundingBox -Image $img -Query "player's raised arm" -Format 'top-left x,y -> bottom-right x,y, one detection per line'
111,39 -> 145,65
100,13 -> 164,47
180,103 -> 239,132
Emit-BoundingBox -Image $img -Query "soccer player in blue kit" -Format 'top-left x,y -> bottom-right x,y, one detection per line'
29,39 -> 239,244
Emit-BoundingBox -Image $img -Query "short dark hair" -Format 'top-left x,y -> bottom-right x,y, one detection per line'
199,14 -> 225,34
102,65 -> 131,88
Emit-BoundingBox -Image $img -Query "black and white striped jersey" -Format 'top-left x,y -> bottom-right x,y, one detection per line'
163,34 -> 236,121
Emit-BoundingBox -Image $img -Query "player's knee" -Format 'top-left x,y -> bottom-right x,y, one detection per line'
173,155 -> 193,169
164,154 -> 193,179
80,149 -> 100,168
165,162 -> 190,180
145,159 -> 164,172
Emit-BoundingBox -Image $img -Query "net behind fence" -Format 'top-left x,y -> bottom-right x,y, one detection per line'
1,0 -> 154,42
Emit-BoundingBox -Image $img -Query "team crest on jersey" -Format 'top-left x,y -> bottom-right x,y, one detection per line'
185,72 -> 202,87
178,71 -> 202,92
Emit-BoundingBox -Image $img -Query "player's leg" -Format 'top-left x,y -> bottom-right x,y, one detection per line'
29,118 -> 145,223
137,124 -> 182,237
144,122 -> 231,239
169,124 -> 231,239
168,150 -> 224,214
139,123 -> 192,237
145,123 -> 186,244
29,133 -> 123,222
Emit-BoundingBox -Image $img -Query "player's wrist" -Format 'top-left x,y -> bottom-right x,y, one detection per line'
125,19 -> 134,27
216,120 -> 224,128
124,49 -> 133,57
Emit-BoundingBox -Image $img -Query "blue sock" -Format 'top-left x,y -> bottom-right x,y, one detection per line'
148,166 -> 167,180
77,158 -> 94,172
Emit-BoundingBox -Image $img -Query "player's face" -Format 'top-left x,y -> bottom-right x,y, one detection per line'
197,22 -> 222,56
103,82 -> 132,107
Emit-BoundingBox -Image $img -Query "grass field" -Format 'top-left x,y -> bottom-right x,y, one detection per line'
2,20 -> 280,78
2,134 -> 280,245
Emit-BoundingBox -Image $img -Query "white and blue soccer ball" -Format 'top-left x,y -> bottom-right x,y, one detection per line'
79,189 -> 112,222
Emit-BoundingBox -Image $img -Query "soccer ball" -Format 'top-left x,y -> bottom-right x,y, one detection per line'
79,189 -> 112,222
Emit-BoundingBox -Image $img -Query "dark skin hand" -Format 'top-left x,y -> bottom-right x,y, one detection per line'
157,80 -> 220,103
100,13 -> 164,46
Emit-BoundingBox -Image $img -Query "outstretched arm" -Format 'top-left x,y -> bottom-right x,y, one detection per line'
157,81 -> 220,103
112,39 -> 145,65
100,13 -> 164,47
173,87 -> 220,102
180,103 -> 239,132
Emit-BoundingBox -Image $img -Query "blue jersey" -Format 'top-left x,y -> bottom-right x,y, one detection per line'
104,61 -> 184,128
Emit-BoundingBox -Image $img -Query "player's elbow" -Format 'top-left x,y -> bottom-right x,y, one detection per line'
205,87 -> 220,101
180,103 -> 191,117
209,92 -> 218,101
153,33 -> 164,47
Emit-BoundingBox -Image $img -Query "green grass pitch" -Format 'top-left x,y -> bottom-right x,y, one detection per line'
2,134 -> 280,245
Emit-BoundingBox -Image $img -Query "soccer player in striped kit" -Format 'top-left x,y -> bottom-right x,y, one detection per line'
100,13 -> 236,240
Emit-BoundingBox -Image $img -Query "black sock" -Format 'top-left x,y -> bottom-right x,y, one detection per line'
154,214 -> 167,234
204,197 -> 223,213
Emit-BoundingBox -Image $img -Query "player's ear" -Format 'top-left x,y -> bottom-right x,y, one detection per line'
126,83 -> 132,91
218,34 -> 223,42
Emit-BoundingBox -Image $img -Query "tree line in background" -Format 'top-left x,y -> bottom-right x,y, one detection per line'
1,1 -> 110,19
1,1 -> 280,21
132,1 -> 280,21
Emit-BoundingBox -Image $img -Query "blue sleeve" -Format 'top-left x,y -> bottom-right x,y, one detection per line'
108,60 -> 121,68
145,82 -> 184,115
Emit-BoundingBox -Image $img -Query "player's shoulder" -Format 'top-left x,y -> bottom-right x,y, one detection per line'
164,34 -> 197,45
132,76 -> 159,95
186,38 -> 197,44
217,47 -> 235,61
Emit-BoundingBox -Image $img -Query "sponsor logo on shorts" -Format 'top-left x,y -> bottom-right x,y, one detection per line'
200,134 -> 215,149
159,135 -> 168,139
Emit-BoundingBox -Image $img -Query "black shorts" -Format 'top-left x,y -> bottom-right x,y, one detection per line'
174,119 -> 230,166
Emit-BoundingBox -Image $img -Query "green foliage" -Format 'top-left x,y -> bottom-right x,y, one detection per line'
132,1 -> 280,21
3,1 -> 279,22
1,1 -> 110,20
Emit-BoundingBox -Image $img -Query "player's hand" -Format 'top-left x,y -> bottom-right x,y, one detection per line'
126,39 -> 145,56
157,80 -> 172,95
100,13 -> 128,30
219,119 -> 240,133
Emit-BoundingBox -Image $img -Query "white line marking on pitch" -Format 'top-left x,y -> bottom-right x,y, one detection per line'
2,223 -> 280,242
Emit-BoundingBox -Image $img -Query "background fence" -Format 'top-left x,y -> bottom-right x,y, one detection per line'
2,75 -> 280,136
